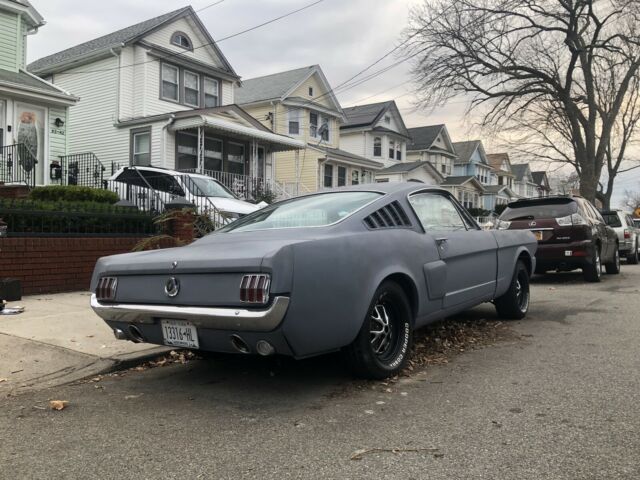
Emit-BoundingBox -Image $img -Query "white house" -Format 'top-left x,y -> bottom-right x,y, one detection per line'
339,100 -> 410,168
375,160 -> 444,185
512,164 -> 539,198
1,0 -> 78,187
28,6 -> 303,196
405,124 -> 457,177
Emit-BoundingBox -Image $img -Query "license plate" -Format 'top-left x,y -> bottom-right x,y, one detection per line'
161,319 -> 199,349
533,231 -> 543,241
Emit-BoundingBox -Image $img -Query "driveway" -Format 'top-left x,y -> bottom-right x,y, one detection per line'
1,267 -> 639,479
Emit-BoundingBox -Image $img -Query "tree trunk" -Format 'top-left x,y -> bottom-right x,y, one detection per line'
579,169 -> 599,204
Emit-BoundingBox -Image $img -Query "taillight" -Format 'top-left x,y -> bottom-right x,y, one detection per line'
556,213 -> 587,226
240,274 -> 270,304
624,229 -> 631,239
96,277 -> 118,301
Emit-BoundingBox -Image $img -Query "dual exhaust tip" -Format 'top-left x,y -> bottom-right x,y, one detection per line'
112,328 -> 276,356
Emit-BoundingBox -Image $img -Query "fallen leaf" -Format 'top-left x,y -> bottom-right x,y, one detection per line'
364,410 -> 375,415
49,400 -> 69,411
350,447 -> 439,461
0,378 -> 7,383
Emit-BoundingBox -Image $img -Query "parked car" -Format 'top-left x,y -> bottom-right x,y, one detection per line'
109,166 -> 261,220
90,183 -> 537,379
600,210 -> 640,264
496,196 -> 620,282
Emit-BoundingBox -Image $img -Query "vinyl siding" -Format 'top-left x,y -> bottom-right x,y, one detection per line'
51,56 -> 129,166
119,46 -> 135,120
143,16 -> 224,68
48,106 -> 68,159
0,10 -> 19,71
221,80 -> 233,105
274,148 -> 318,193
18,18 -> 27,69
291,74 -> 334,109
340,131 -> 367,158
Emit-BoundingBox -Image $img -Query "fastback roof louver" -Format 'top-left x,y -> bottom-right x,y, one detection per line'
364,201 -> 412,229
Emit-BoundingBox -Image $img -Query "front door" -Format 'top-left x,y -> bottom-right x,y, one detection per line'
409,191 -> 498,309
15,102 -> 46,186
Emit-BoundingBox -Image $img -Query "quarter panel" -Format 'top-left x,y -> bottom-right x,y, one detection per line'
492,230 -> 538,296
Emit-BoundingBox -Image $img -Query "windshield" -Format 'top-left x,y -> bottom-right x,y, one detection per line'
501,199 -> 578,221
219,191 -> 383,233
601,213 -> 623,228
188,176 -> 235,199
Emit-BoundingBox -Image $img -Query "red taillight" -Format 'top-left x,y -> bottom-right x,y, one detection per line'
96,277 -> 118,301
240,274 -> 270,304
624,229 -> 631,239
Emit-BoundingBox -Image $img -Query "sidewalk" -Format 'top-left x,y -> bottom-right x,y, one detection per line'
0,292 -> 170,394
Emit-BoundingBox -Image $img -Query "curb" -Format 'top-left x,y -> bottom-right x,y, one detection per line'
106,346 -> 174,373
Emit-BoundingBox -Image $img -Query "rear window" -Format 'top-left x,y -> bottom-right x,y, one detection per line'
601,213 -> 622,228
500,199 -> 578,221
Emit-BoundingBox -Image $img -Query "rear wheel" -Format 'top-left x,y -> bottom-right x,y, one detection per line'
345,281 -> 413,379
583,245 -> 602,282
605,246 -> 621,274
494,260 -> 530,320
627,238 -> 639,265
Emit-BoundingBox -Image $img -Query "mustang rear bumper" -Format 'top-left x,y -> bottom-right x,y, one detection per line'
90,295 -> 290,332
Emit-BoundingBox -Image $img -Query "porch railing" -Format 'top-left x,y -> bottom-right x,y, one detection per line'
56,152 -> 106,188
0,144 -> 38,188
178,168 -> 276,202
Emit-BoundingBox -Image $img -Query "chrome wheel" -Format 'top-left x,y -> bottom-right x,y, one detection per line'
515,275 -> 529,313
370,303 -> 394,357
595,250 -> 602,277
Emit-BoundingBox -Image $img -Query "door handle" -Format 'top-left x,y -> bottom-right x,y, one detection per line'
435,237 -> 448,244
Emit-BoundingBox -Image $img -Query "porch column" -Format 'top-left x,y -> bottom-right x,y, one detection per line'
197,126 -> 204,174
295,150 -> 300,196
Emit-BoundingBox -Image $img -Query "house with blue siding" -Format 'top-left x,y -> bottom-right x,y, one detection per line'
0,0 -> 78,186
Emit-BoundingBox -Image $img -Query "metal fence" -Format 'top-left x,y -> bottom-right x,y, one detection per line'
55,152 -> 106,188
0,144 -> 38,187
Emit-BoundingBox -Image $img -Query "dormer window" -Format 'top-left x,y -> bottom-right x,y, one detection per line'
171,32 -> 193,51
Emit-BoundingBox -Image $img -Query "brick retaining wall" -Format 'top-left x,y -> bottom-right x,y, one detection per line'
0,237 -> 146,295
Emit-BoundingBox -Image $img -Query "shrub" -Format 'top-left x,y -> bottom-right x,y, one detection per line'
29,185 -> 119,204
467,207 -> 491,217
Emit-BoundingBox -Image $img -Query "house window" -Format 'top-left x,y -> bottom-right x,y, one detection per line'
385,115 -> 391,124
389,140 -> 395,160
227,142 -> 245,175
308,86 -> 314,96
396,144 -> 402,161
161,64 -> 179,102
204,137 -> 223,172
310,112 -> 330,141
324,164 -> 334,188
310,112 -> 318,138
131,129 -> 151,166
288,109 -> 301,135
204,78 -> 219,108
320,116 -> 329,141
352,169 -> 360,185
441,164 -> 446,174
176,132 -> 197,170
337,166 -> 346,187
373,137 -> 382,157
184,71 -> 200,107
171,32 -> 193,50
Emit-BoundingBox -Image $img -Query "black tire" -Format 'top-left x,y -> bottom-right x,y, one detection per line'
345,281 -> 413,380
605,246 -> 621,274
494,260 -> 530,320
583,245 -> 602,282
627,238 -> 639,265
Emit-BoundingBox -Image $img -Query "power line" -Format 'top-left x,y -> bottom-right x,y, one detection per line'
53,0 -> 324,76
195,0 -> 226,13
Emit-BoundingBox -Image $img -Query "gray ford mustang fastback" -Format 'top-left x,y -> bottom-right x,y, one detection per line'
91,183 -> 537,379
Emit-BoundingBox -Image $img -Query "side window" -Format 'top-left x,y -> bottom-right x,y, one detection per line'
409,192 -> 467,232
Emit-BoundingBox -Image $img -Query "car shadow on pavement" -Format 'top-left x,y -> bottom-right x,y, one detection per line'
530,272 -> 587,285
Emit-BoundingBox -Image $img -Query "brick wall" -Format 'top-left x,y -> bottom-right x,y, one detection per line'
0,237 -> 146,295
0,185 -> 30,199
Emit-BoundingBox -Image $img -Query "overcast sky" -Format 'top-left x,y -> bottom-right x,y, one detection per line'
26,0 -> 639,204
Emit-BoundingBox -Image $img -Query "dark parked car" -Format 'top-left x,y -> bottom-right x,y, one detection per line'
496,196 -> 620,282
91,183 -> 537,379
600,210 -> 640,264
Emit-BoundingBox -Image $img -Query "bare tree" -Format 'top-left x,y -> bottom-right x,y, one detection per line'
404,0 -> 640,203
623,185 -> 640,210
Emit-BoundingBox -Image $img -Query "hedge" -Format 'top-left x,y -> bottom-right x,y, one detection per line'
0,199 -> 155,236
29,185 -> 119,204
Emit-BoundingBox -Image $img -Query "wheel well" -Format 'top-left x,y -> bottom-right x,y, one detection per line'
383,273 -> 418,320
518,251 -> 532,276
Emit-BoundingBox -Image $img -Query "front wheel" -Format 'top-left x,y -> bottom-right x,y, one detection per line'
605,247 -> 621,274
344,281 -> 413,379
494,260 -> 530,320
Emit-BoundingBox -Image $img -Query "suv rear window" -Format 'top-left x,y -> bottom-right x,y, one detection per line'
500,199 -> 578,221
601,213 -> 622,228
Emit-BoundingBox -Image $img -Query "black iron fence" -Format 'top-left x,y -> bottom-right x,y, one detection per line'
0,144 -> 38,187
55,152 -> 106,188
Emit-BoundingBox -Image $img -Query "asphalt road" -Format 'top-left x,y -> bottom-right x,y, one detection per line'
2,266 -> 640,480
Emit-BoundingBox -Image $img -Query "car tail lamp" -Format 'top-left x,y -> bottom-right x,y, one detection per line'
556,213 -> 587,226
96,277 -> 118,301
624,229 -> 631,239
495,219 -> 511,230
240,274 -> 270,304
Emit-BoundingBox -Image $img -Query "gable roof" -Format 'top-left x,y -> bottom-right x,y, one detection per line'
0,69 -> 78,103
4,0 -> 44,27
486,153 -> 509,170
378,160 -> 441,176
440,175 -> 485,192
511,164 -> 533,182
235,65 -> 314,104
28,6 -> 237,78
341,100 -> 409,137
452,140 -> 486,165
531,171 -> 551,190
483,185 -> 516,197
407,125 -> 444,151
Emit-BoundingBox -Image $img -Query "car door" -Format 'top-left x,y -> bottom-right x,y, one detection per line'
408,191 -> 499,309
585,201 -> 614,260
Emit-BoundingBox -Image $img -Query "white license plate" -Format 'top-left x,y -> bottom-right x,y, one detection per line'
161,320 -> 199,349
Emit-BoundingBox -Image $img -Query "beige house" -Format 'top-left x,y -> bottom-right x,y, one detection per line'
235,65 -> 382,195
486,153 -> 516,190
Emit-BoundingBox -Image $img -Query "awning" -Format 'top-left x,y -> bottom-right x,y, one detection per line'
171,115 -> 305,152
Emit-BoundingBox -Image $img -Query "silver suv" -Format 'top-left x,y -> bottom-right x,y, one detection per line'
601,210 -> 640,264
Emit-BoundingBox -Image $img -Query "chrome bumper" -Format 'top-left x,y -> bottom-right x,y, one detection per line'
90,295 -> 290,332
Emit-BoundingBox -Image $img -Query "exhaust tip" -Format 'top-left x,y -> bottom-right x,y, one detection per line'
230,334 -> 250,354
128,325 -> 145,344
113,328 -> 127,340
256,340 -> 276,357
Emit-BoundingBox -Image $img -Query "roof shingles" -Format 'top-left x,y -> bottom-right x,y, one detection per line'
407,125 -> 444,151
235,66 -> 317,104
